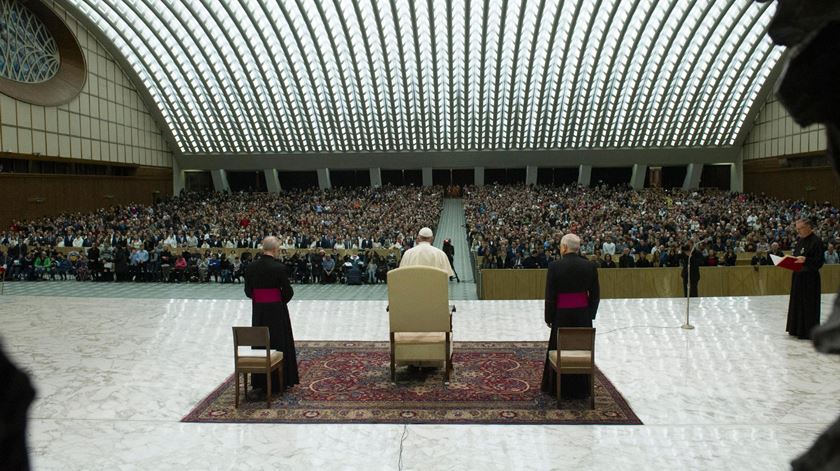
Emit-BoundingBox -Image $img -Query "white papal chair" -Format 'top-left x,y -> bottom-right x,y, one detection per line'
386,266 -> 454,384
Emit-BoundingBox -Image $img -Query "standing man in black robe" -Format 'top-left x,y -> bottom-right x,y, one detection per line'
442,239 -> 460,282
244,236 -> 299,393
541,233 -> 600,398
787,218 -> 825,340
680,243 -> 704,298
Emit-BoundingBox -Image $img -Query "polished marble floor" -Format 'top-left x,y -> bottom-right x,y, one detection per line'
1,292 -> 839,470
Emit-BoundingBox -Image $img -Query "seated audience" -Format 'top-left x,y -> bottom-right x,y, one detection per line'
463,183 -> 839,270
618,248 -> 636,268
825,243 -> 839,264
751,251 -> 772,266
636,252 -> 652,268
4,183 -> 839,286
722,248 -> 738,266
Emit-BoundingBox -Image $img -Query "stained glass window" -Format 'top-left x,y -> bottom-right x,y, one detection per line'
0,0 -> 60,83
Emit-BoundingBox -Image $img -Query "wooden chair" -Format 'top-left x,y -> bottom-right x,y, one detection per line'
232,326 -> 284,408
548,327 -> 596,409
387,266 -> 454,384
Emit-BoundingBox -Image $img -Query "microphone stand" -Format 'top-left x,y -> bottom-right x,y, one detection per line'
682,243 -> 695,330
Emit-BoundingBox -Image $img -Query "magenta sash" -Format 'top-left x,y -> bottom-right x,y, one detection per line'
252,288 -> 283,303
556,292 -> 589,309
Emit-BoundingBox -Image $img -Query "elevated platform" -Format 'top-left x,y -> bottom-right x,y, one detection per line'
2,291 -> 838,470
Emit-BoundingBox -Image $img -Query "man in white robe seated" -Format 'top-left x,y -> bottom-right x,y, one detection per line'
399,227 -> 454,278
395,226 -> 454,371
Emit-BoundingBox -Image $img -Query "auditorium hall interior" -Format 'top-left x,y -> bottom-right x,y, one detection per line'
2,1 -> 840,470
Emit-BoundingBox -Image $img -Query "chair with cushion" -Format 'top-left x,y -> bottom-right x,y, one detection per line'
387,266 -> 455,384
232,326 -> 284,408
548,327 -> 596,409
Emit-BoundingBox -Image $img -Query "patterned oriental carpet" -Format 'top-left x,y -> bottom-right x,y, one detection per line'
183,341 -> 642,425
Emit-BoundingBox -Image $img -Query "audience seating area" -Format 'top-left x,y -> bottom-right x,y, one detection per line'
2,183 -> 839,292
464,184 -> 840,269
0,245 -> 402,285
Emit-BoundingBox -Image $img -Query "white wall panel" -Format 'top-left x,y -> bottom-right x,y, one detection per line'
57,110 -> 69,134
58,135 -> 70,156
17,104 -> 31,127
17,129 -> 32,153
32,131 -> 46,155
2,125 -> 18,152
31,107 -> 45,129
0,95 -> 15,123
70,136 -> 81,158
46,133 -> 58,155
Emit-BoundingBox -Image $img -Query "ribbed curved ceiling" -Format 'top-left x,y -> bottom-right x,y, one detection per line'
66,0 -> 782,155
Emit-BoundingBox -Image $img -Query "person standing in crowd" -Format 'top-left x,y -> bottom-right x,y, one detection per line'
541,233 -> 600,399
824,243 -> 839,264
442,239 -> 460,282
680,243 -> 704,298
244,236 -> 299,394
321,253 -> 336,284
786,218 -> 825,340
399,227 -> 454,277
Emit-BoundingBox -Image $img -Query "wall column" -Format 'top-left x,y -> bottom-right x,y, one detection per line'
630,164 -> 647,189
172,158 -> 185,195
317,168 -> 332,190
730,158 -> 743,193
578,165 -> 592,186
265,168 -> 282,193
474,167 -> 485,187
422,167 -> 433,187
210,169 -> 230,192
369,168 -> 382,188
525,165 -> 538,185
682,163 -> 703,190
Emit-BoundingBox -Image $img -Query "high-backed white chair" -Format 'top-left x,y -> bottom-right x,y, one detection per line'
387,266 -> 454,384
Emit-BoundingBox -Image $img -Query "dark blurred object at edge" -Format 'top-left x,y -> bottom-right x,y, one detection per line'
0,340 -> 36,471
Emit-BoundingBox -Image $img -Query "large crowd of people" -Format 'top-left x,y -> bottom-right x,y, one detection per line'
2,182 -> 840,284
0,186 -> 442,284
464,184 -> 840,269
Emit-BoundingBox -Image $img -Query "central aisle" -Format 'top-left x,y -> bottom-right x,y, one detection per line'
433,198 -> 473,283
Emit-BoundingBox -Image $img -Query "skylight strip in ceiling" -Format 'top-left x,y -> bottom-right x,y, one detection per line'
61,0 -> 785,154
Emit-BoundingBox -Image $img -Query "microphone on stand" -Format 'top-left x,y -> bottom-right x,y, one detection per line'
682,237 -> 696,330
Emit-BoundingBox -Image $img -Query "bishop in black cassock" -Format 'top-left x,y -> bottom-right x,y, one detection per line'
244,237 -> 300,392
541,235 -> 600,399
787,219 -> 826,340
